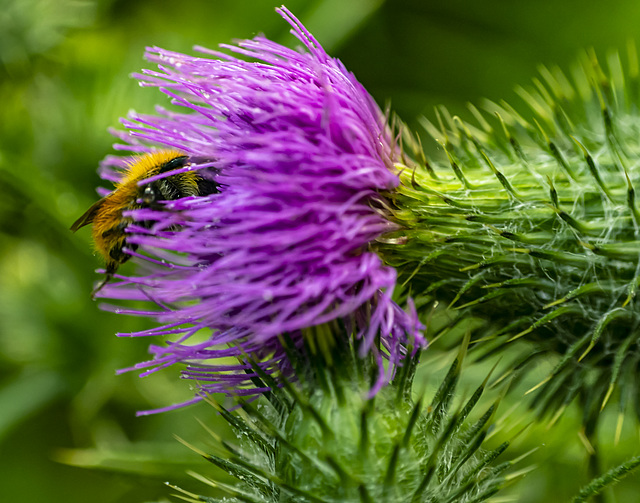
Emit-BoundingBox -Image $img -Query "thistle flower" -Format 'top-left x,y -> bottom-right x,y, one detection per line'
170,336 -> 528,503
378,47 -> 640,433
95,7 -> 424,409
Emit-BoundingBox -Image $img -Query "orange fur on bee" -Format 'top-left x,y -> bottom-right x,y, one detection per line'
72,150 -> 200,276
93,151 -> 195,263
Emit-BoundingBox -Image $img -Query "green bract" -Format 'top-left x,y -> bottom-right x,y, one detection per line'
380,47 -> 640,433
169,334 -> 525,503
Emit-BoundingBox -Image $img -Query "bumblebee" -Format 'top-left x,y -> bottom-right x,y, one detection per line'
71,150 -> 217,295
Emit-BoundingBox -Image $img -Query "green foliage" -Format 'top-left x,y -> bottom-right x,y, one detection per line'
5,1 -> 640,502
573,454 -> 640,503
167,335 -> 525,503
381,46 -> 640,434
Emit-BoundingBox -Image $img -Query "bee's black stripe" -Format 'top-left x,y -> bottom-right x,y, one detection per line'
196,177 -> 220,196
101,221 -> 128,239
158,155 -> 189,173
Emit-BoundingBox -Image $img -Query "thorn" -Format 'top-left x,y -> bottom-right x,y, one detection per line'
507,327 -> 533,343
546,404 -> 567,429
601,384 -> 615,411
524,376 -> 551,396
578,427 -> 596,455
615,410 -> 624,445
579,341 -> 596,362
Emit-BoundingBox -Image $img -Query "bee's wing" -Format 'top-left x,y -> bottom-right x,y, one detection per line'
70,198 -> 105,232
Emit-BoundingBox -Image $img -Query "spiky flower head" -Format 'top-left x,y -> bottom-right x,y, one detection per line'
96,7 -> 424,410
378,47 -> 640,432
170,335 -> 526,503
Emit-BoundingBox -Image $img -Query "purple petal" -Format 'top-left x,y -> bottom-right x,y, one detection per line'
98,7 -> 426,409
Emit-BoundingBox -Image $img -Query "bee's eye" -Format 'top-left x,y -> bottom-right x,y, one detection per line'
142,185 -> 156,204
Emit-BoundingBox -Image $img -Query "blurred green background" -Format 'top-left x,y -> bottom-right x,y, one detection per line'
2,0 -> 640,501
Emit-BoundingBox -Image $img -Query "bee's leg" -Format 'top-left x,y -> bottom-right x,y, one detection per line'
91,274 -> 112,299
91,263 -> 117,299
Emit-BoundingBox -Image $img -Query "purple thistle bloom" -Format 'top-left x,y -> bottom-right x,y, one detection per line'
99,6 -> 425,412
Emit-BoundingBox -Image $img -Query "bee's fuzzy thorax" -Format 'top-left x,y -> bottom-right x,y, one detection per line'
74,149 -> 210,289
116,149 -> 187,187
